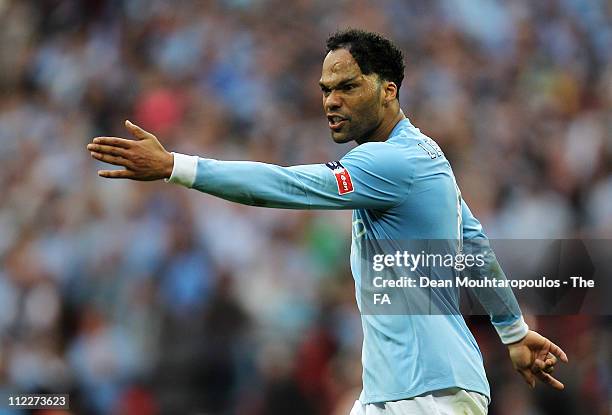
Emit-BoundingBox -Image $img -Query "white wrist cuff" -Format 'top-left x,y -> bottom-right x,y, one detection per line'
166,152 -> 198,188
494,316 -> 529,344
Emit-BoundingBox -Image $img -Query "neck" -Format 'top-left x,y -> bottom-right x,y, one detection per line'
356,108 -> 406,144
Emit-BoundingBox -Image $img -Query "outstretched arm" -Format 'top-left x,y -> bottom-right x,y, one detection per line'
87,121 -> 407,210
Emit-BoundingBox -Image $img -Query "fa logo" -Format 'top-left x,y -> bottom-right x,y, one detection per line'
326,161 -> 354,195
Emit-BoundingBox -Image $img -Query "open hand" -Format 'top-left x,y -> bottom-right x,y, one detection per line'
87,120 -> 174,180
507,330 -> 568,390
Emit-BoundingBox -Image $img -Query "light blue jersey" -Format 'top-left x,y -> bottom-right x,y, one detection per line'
168,117 -> 528,404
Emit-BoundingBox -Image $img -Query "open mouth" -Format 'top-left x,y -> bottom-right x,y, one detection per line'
327,115 -> 348,131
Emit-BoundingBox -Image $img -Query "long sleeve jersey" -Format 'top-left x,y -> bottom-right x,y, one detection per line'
167,117 -> 528,403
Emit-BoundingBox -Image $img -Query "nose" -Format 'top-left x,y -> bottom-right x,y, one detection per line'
324,90 -> 342,112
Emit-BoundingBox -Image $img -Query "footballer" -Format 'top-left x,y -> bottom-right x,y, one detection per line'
87,29 -> 568,414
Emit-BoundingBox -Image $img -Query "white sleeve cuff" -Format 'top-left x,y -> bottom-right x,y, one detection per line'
165,152 -> 198,188
494,316 -> 529,344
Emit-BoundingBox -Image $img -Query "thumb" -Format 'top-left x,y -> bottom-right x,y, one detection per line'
125,120 -> 152,140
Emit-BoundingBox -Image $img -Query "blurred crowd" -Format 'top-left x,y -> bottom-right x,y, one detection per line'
0,0 -> 610,414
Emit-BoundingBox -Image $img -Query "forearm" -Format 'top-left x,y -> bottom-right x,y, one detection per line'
461,200 -> 528,343
167,153 -> 354,209
464,239 -> 529,344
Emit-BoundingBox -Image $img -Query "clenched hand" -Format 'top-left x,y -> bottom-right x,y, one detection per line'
87,120 -> 174,180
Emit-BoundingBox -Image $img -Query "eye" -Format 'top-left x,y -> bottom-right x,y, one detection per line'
342,84 -> 356,91
320,86 -> 331,96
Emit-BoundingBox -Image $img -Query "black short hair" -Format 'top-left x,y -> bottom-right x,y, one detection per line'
326,29 -> 405,95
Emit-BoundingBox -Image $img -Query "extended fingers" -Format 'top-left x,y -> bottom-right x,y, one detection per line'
98,169 -> 136,179
548,341 -> 569,363
522,365 -> 564,390
535,370 -> 565,390
532,352 -> 563,389
87,143 -> 129,158
90,151 -> 132,168
92,136 -> 133,148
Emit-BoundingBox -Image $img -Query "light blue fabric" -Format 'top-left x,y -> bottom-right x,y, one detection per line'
189,118 -> 524,403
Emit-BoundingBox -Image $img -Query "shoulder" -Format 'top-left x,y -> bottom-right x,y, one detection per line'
342,141 -> 405,164
340,141 -> 413,183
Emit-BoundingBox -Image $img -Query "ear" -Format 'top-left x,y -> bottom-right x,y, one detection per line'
382,81 -> 398,106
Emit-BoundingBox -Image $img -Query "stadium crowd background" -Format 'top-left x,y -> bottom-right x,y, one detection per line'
0,0 -> 610,414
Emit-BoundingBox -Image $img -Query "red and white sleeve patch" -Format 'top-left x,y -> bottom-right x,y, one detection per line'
325,161 -> 354,195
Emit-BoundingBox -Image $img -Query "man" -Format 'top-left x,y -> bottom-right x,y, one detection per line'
87,29 -> 567,414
